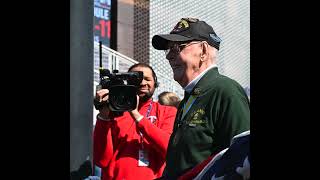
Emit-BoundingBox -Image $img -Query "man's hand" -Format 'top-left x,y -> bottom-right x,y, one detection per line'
129,95 -> 144,123
95,89 -> 111,119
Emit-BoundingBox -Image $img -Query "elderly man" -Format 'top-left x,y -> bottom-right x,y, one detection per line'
152,18 -> 250,179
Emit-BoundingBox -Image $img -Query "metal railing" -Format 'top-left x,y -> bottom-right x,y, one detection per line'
93,42 -> 138,83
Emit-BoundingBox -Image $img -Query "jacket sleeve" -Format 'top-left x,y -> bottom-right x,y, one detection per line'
136,105 -> 177,158
216,94 -> 250,149
93,118 -> 114,168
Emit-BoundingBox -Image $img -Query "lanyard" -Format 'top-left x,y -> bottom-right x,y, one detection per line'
181,95 -> 197,120
140,100 -> 153,149
177,95 -> 197,128
145,100 -> 153,118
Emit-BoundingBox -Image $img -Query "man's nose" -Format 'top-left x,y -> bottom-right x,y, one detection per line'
166,52 -> 175,62
140,79 -> 147,85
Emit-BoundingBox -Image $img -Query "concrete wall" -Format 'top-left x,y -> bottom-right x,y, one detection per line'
70,0 -> 93,171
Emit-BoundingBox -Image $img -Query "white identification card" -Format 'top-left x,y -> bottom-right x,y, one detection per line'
138,149 -> 149,166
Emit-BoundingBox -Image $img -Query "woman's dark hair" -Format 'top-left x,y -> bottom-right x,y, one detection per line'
128,63 -> 158,87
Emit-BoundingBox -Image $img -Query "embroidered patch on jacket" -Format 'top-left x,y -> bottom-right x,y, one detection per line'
187,108 -> 206,126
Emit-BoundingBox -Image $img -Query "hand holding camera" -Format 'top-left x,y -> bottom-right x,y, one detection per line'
95,41 -> 143,113
94,88 -> 111,119
94,69 -> 143,113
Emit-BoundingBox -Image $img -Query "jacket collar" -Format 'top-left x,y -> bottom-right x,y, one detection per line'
184,64 -> 217,93
138,98 -> 153,109
189,67 -> 220,97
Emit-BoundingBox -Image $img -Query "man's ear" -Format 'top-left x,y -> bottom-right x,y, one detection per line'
200,42 -> 209,61
201,42 -> 209,58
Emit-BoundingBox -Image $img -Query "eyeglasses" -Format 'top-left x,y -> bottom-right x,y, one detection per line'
165,41 -> 203,56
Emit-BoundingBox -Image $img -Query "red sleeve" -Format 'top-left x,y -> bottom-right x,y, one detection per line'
93,118 -> 114,168
136,105 -> 177,158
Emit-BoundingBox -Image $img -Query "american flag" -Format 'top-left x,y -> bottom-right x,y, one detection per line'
179,131 -> 250,180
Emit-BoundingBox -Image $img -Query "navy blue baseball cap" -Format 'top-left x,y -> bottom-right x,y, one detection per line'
152,18 -> 222,50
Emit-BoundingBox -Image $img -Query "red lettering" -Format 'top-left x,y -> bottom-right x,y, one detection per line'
99,20 -> 106,37
94,19 -> 111,39
106,20 -> 111,39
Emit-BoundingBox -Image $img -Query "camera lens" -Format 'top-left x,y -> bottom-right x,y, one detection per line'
109,85 -> 138,112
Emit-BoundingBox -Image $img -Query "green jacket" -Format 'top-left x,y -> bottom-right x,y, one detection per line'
164,67 -> 250,178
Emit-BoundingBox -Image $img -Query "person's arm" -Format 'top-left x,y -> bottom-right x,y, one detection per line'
135,105 -> 177,158
93,89 -> 115,168
93,114 -> 115,169
216,93 -> 250,149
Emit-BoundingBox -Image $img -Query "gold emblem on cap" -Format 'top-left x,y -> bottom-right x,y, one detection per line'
182,17 -> 199,23
171,19 -> 190,33
178,19 -> 189,29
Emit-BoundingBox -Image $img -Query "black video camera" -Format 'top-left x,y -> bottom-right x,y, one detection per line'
95,69 -> 143,112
